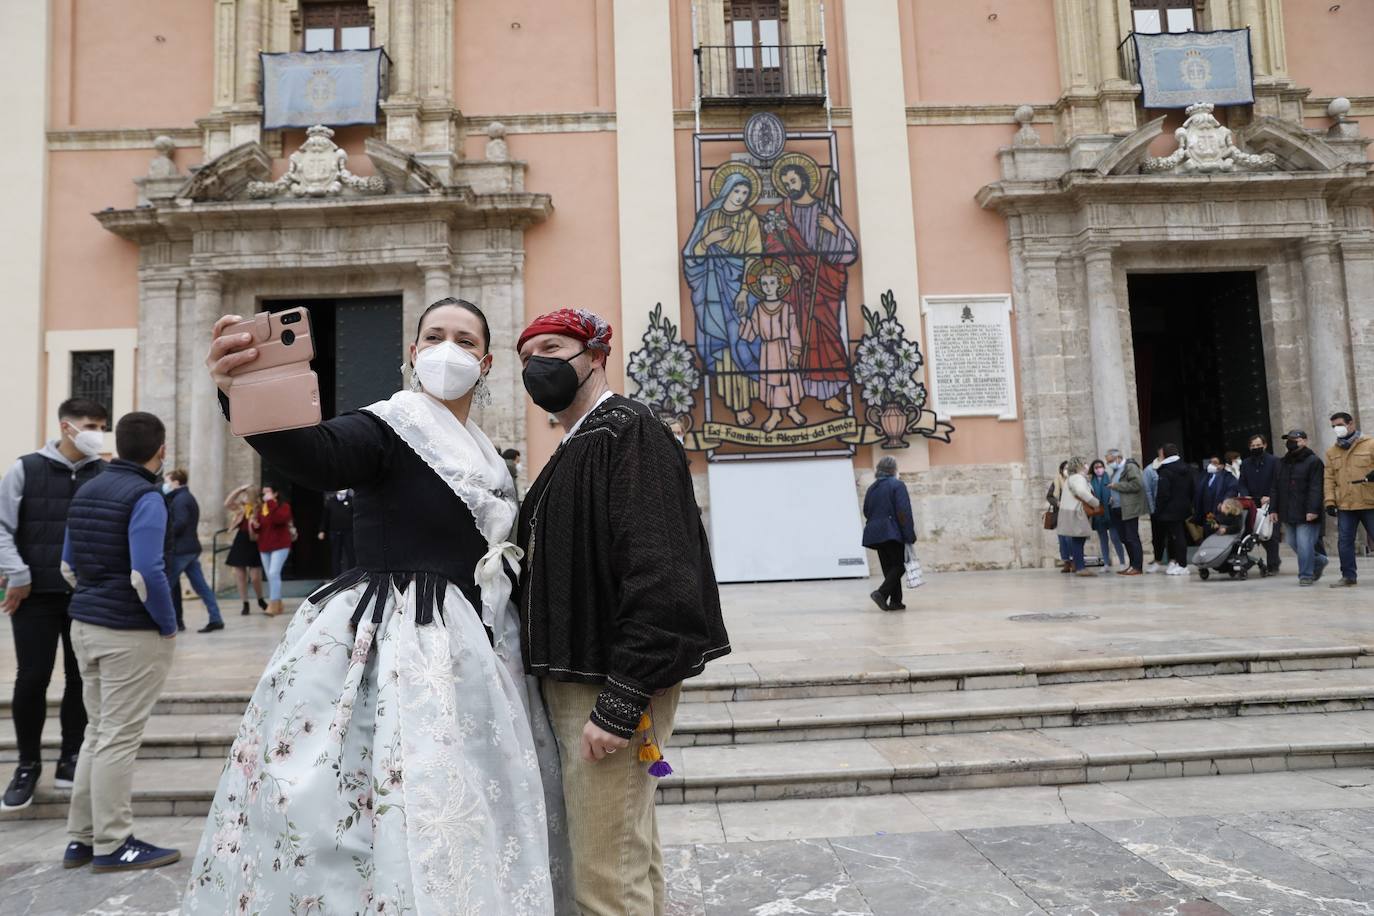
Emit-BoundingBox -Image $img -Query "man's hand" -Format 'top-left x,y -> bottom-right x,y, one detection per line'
317,531 -> 326,541
1307,512 -> 1319,522
1261,496 -> 1270,507
817,214 -> 838,235
2,582 -> 31,615
1327,506 -> 1339,518
206,314 -> 259,394
580,720 -> 630,763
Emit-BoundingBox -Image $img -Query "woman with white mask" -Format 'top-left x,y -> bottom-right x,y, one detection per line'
185,298 -> 572,914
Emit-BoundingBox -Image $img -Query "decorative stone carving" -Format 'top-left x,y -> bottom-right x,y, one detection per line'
1328,97 -> 1360,140
245,125 -> 386,198
1143,103 -> 1277,174
1012,105 -> 1039,147
147,136 -> 180,178
484,121 -> 509,162
364,138 -> 447,193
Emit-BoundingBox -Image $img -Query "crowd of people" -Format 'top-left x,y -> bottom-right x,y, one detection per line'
1044,419 -> 1374,584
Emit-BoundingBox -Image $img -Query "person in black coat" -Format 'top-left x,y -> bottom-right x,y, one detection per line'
1239,432 -> 1282,573
1153,443 -> 1197,575
1270,429 -> 1329,585
317,488 -> 356,577
862,456 -> 917,611
163,469 -> 224,633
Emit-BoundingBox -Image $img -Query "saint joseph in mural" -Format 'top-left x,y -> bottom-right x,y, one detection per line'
762,153 -> 858,416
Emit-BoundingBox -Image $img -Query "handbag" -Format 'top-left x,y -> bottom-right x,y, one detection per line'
1253,506 -> 1275,542
903,543 -> 925,589
1083,501 -> 1105,519
1042,507 -> 1059,530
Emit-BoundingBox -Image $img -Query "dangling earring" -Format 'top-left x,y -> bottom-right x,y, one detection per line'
402,360 -> 422,392
474,376 -> 493,407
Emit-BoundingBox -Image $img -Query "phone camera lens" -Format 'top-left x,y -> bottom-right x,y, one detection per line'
281,312 -> 301,325
281,329 -> 296,346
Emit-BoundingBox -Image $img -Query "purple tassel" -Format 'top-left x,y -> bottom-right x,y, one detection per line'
648,759 -> 673,778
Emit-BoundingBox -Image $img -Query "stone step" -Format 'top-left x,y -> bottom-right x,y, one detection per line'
652,710 -> 1374,805
672,667 -> 1374,746
5,710 -> 1372,820
6,643 -> 1371,718
7,667 -> 1374,762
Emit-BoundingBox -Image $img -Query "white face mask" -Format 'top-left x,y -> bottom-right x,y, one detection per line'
161,482 -> 174,495
68,427 -> 104,458
1333,425 -> 1349,439
1207,464 -> 1220,474
414,341 -> 483,401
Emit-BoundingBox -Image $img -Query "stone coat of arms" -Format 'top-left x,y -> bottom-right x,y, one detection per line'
247,124 -> 386,198
1143,102 -> 1276,174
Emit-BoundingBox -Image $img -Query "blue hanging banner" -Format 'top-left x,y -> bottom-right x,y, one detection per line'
1133,28 -> 1254,109
261,49 -> 390,130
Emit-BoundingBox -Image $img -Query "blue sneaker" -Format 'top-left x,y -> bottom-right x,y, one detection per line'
90,836 -> 181,873
62,841 -> 93,869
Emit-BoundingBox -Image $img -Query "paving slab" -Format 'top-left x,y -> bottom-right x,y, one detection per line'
1092,815 -> 1374,915
715,794 -> 939,843
1221,807 -> 1374,890
906,784 -> 1162,831
695,838 -> 873,916
659,803 -> 728,846
1107,771 -> 1374,817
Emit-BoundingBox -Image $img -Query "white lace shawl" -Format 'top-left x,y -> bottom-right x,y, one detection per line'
362,390 -> 522,643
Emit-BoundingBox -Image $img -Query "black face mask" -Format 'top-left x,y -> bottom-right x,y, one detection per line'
1285,440 -> 1300,452
522,348 -> 591,413
1249,447 -> 1265,457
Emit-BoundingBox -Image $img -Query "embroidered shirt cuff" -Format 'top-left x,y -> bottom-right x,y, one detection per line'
589,681 -> 650,740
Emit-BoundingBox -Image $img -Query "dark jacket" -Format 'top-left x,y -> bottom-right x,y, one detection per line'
1089,472 -> 1113,531
166,486 -> 202,556
1194,469 -> 1240,521
862,476 -> 916,547
1270,446 -> 1325,525
1154,459 -> 1196,522
14,450 -> 103,593
66,460 -> 170,631
1238,452 -> 1279,501
321,491 -> 354,535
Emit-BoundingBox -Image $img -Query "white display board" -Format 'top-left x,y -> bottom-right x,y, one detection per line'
921,294 -> 1018,420
707,458 -> 870,583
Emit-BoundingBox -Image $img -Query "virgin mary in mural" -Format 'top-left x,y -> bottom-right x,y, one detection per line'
683,164 -> 764,426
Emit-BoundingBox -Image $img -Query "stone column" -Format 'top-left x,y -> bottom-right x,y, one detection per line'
473,266 -> 524,460
1338,241 -> 1374,435
1018,249 -> 1071,477
1094,0 -> 1121,85
234,0 -> 263,104
391,0 -> 415,97
137,276 -> 182,440
421,261 -> 452,306
1083,245 -> 1132,456
1301,240 -> 1355,453
189,271 -> 228,543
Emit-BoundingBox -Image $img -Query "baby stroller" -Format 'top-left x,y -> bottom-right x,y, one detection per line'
1192,496 -> 1271,581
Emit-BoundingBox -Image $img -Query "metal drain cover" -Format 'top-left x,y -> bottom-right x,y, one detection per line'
1008,612 -> 1101,622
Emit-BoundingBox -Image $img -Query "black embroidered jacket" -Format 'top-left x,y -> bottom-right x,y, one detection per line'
516,395 -> 730,738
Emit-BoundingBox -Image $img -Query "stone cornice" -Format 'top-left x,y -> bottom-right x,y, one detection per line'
48,127 -> 201,152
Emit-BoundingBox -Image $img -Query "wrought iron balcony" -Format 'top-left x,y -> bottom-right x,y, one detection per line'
696,44 -> 826,105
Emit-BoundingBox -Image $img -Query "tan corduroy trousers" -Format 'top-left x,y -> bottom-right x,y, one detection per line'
542,679 -> 682,916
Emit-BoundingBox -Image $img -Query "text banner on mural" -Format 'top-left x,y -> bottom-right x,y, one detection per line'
1132,28 -> 1253,109
261,49 -> 390,130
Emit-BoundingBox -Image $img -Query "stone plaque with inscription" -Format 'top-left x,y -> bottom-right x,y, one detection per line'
921,295 -> 1017,420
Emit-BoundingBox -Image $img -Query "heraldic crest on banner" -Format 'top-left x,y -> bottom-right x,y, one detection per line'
627,115 -> 954,460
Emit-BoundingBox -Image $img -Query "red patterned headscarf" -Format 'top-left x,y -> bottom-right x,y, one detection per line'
517,308 -> 614,354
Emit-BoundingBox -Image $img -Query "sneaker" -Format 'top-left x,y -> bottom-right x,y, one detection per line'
63,841 -> 93,869
1329,579 -> 1357,588
1299,578 -> 1314,587
257,598 -> 268,610
887,602 -> 907,611
1314,558 -> 1328,581
54,753 -> 78,789
869,590 -> 888,611
197,621 -> 225,633
1144,562 -> 1162,574
1166,563 -> 1190,576
1,762 -> 41,811
90,836 -> 181,873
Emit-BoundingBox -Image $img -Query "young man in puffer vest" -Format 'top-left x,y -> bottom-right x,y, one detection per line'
58,411 -> 181,873
0,397 -> 108,811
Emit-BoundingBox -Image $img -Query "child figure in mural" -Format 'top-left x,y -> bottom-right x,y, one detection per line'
683,165 -> 764,426
738,258 -> 807,432
761,153 -> 859,416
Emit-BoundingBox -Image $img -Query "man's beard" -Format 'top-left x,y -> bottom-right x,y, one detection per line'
786,187 -> 808,201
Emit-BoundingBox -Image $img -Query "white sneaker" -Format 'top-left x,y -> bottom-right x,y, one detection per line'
1165,563 -> 1188,576
1145,562 -> 1161,574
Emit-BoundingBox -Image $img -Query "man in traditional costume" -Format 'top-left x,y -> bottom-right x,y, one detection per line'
515,308 -> 730,916
762,153 -> 858,415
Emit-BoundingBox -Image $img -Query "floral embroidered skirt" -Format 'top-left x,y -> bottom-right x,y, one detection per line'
182,576 -> 570,915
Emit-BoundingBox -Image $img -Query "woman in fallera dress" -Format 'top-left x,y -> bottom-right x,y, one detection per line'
183,299 -> 571,915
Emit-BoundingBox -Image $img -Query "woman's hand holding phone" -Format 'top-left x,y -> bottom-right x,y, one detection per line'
207,314 -> 259,393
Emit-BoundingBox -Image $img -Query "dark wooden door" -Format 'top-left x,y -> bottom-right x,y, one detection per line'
729,0 -> 783,96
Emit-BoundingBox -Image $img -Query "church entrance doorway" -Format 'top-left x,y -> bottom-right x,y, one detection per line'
1128,271 -> 1272,464
259,295 -> 403,582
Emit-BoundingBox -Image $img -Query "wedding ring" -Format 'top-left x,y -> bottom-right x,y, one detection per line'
606,747 -> 617,754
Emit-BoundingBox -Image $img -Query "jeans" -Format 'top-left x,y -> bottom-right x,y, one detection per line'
1097,510 -> 1126,565
1284,521 -> 1328,582
168,552 -> 223,625
8,593 -> 86,762
874,541 -> 905,607
1068,536 -> 1087,571
1119,515 -> 1144,570
1057,535 -> 1071,563
1335,508 -> 1374,582
260,548 -> 290,601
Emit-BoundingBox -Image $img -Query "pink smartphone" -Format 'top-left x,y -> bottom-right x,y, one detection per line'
226,308 -> 322,436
